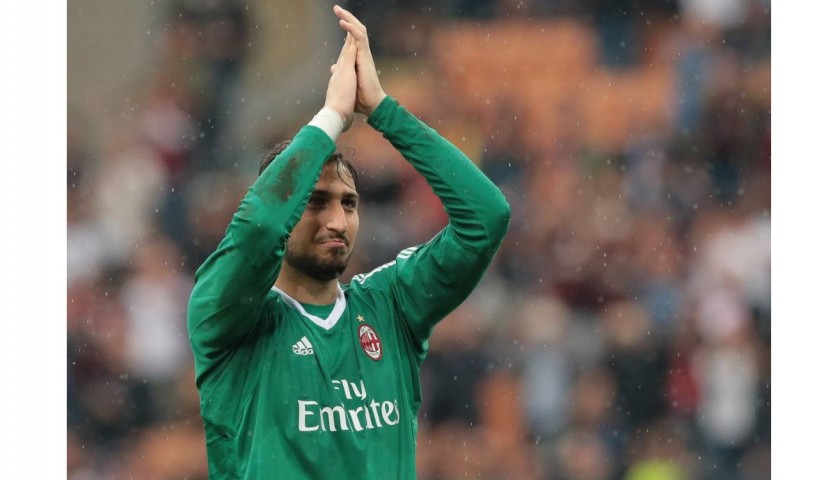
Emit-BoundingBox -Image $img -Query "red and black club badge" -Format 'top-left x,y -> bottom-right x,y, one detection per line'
358,323 -> 383,361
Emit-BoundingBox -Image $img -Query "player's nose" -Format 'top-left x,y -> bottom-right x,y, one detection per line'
323,201 -> 349,234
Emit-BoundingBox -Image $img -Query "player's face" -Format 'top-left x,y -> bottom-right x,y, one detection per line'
284,162 -> 359,282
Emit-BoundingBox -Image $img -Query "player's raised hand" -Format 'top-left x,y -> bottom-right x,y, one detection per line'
324,32 -> 358,129
333,5 -> 386,116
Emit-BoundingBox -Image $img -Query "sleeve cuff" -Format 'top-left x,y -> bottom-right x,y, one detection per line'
366,96 -> 399,131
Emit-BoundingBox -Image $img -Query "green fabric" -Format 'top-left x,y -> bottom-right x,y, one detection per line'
187,96 -> 510,479
301,302 -> 335,320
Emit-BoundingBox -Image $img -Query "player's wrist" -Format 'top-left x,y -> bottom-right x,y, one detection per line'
361,92 -> 386,117
309,106 -> 352,141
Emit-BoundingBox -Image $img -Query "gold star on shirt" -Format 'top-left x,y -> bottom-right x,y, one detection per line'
356,314 -> 365,323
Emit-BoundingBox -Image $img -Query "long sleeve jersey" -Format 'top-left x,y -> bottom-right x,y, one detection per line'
187,97 -> 510,479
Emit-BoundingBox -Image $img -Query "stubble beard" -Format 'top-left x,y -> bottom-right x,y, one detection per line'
285,245 -> 352,282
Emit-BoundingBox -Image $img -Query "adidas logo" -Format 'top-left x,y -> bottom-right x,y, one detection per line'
292,336 -> 314,356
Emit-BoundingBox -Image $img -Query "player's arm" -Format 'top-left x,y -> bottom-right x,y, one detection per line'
338,6 -> 510,345
187,35 -> 358,354
368,99 -> 510,345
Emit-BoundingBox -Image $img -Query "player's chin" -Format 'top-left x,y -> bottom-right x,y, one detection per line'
322,257 -> 350,278
321,247 -> 352,265
322,245 -> 348,257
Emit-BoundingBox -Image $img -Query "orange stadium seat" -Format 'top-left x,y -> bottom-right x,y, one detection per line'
430,19 -> 675,152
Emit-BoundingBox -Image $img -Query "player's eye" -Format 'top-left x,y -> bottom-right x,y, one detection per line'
342,198 -> 358,210
308,197 -> 326,208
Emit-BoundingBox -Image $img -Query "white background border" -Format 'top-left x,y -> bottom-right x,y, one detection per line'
0,1 -> 66,476
0,0 -> 837,477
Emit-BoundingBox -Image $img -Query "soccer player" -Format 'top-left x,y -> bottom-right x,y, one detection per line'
187,5 -> 510,479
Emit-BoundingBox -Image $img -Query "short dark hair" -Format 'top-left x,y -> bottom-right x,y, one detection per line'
259,141 -> 359,188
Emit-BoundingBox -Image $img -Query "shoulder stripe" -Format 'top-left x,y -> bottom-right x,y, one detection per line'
397,246 -> 419,259
351,243 -> 425,285
352,260 -> 395,285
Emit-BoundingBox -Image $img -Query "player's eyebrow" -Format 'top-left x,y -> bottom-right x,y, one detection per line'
310,189 -> 359,201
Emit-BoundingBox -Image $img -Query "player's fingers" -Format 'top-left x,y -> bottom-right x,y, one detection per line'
338,31 -> 352,53
339,20 -> 376,66
333,5 -> 364,27
340,31 -> 352,53
334,6 -> 369,43
335,33 -> 354,65
341,42 -> 357,67
338,19 -> 366,45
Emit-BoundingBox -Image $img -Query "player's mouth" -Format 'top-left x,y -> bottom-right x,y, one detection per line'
319,238 -> 348,248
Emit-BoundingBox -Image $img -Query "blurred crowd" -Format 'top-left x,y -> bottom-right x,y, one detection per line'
67,0 -> 770,479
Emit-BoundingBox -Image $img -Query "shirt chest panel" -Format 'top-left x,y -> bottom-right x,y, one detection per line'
250,298 -> 407,443
265,295 -> 405,406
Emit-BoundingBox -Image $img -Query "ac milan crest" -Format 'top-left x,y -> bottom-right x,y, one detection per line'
358,324 -> 382,361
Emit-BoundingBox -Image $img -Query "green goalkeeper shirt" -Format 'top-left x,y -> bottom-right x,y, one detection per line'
187,97 -> 510,479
